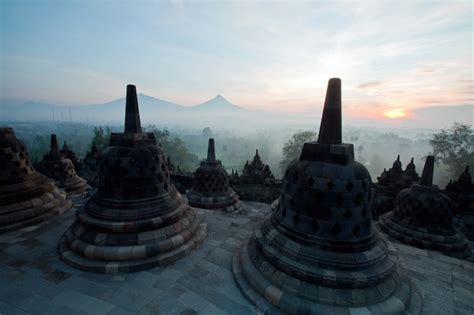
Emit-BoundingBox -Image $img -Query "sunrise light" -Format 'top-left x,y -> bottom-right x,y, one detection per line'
383,108 -> 408,119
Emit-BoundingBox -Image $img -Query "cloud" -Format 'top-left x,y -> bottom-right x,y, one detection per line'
356,81 -> 385,90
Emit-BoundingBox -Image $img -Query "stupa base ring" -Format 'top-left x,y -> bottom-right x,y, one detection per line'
0,186 -> 72,233
58,221 -> 207,273
233,240 -> 422,315
378,213 -> 471,259
188,194 -> 244,213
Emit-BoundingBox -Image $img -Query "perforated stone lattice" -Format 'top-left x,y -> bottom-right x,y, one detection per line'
98,146 -> 172,200
192,168 -> 229,195
0,141 -> 35,182
393,186 -> 455,233
274,160 -> 373,242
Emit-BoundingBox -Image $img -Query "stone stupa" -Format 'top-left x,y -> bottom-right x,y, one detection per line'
36,134 -> 87,196
239,149 -> 274,184
0,128 -> 72,233
59,84 -> 207,273
379,156 -> 471,259
233,78 -> 421,314
187,139 -> 242,212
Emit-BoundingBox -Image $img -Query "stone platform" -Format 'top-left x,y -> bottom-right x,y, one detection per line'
0,199 -> 473,315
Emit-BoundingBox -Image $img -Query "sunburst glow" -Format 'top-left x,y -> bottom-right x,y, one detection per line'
383,109 -> 408,119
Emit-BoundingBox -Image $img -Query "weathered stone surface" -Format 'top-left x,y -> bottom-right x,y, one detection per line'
58,85 -> 207,273
36,134 -> 87,196
187,138 -> 243,213
0,128 -> 72,233
373,156 -> 418,219
233,78 -> 420,314
378,156 -> 471,259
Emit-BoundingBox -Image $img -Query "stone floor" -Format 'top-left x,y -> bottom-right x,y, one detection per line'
0,197 -> 473,315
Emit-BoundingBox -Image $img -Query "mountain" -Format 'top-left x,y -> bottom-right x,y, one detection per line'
190,95 -> 245,113
0,94 -> 246,124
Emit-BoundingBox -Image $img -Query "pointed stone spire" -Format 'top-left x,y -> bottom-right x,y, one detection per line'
256,149 -> 259,157
50,134 -> 59,156
124,84 -> 142,133
318,78 -> 342,144
420,156 -> 435,186
207,138 -> 216,162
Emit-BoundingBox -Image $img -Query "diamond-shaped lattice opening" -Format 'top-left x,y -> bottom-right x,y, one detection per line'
331,224 -> 342,235
346,181 -> 353,191
361,207 -> 368,218
312,221 -> 320,233
361,180 -> 368,191
307,177 -> 315,188
313,190 -> 323,204
327,180 -> 335,190
344,208 -> 352,220
354,193 -> 363,206
293,214 -> 300,225
322,207 -> 332,218
292,172 -> 299,182
336,193 -> 344,206
352,224 -> 361,236
304,202 -> 312,214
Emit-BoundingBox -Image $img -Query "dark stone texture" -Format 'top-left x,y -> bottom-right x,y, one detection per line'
232,78 -> 419,314
58,85 -> 207,273
0,127 -> 72,233
36,134 -> 87,196
187,138 -> 242,212
378,156 -> 471,259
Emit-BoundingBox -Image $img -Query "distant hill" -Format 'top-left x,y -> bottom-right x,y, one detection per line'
189,95 -> 245,113
1,94 -> 471,130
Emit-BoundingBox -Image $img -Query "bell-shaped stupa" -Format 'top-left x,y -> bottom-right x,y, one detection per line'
36,134 -> 87,196
59,85 -> 207,273
233,78 -> 420,314
379,156 -> 471,259
0,128 -> 72,233
187,139 -> 242,212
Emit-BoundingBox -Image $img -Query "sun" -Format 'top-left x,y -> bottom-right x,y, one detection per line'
383,108 -> 408,119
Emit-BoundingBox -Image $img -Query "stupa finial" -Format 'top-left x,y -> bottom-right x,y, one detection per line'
207,138 -> 216,161
318,78 -> 342,144
50,134 -> 59,156
420,155 -> 435,186
124,84 -> 142,133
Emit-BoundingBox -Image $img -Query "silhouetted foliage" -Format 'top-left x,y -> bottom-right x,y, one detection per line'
280,130 -> 317,172
430,123 -> 473,177
92,127 -> 111,150
146,125 -> 200,172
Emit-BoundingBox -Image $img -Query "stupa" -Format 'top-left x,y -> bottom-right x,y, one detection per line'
36,134 -> 87,196
239,149 -> 274,184
445,165 -> 474,240
404,157 -> 419,182
58,85 -> 207,273
59,141 -> 80,170
373,156 -> 415,219
78,142 -> 102,188
0,128 -> 72,233
233,78 -> 420,314
187,139 -> 242,212
378,156 -> 471,259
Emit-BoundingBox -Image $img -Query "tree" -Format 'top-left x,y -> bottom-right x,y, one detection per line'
145,125 -> 200,172
202,127 -> 213,139
430,123 -> 473,177
92,127 -> 111,150
279,130 -> 317,172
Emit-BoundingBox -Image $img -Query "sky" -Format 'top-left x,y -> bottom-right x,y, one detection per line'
1,0 -> 472,120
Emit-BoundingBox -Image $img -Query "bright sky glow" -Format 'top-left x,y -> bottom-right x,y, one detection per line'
1,1 -> 472,120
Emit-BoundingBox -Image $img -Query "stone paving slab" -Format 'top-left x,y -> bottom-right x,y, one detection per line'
0,200 -> 473,315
